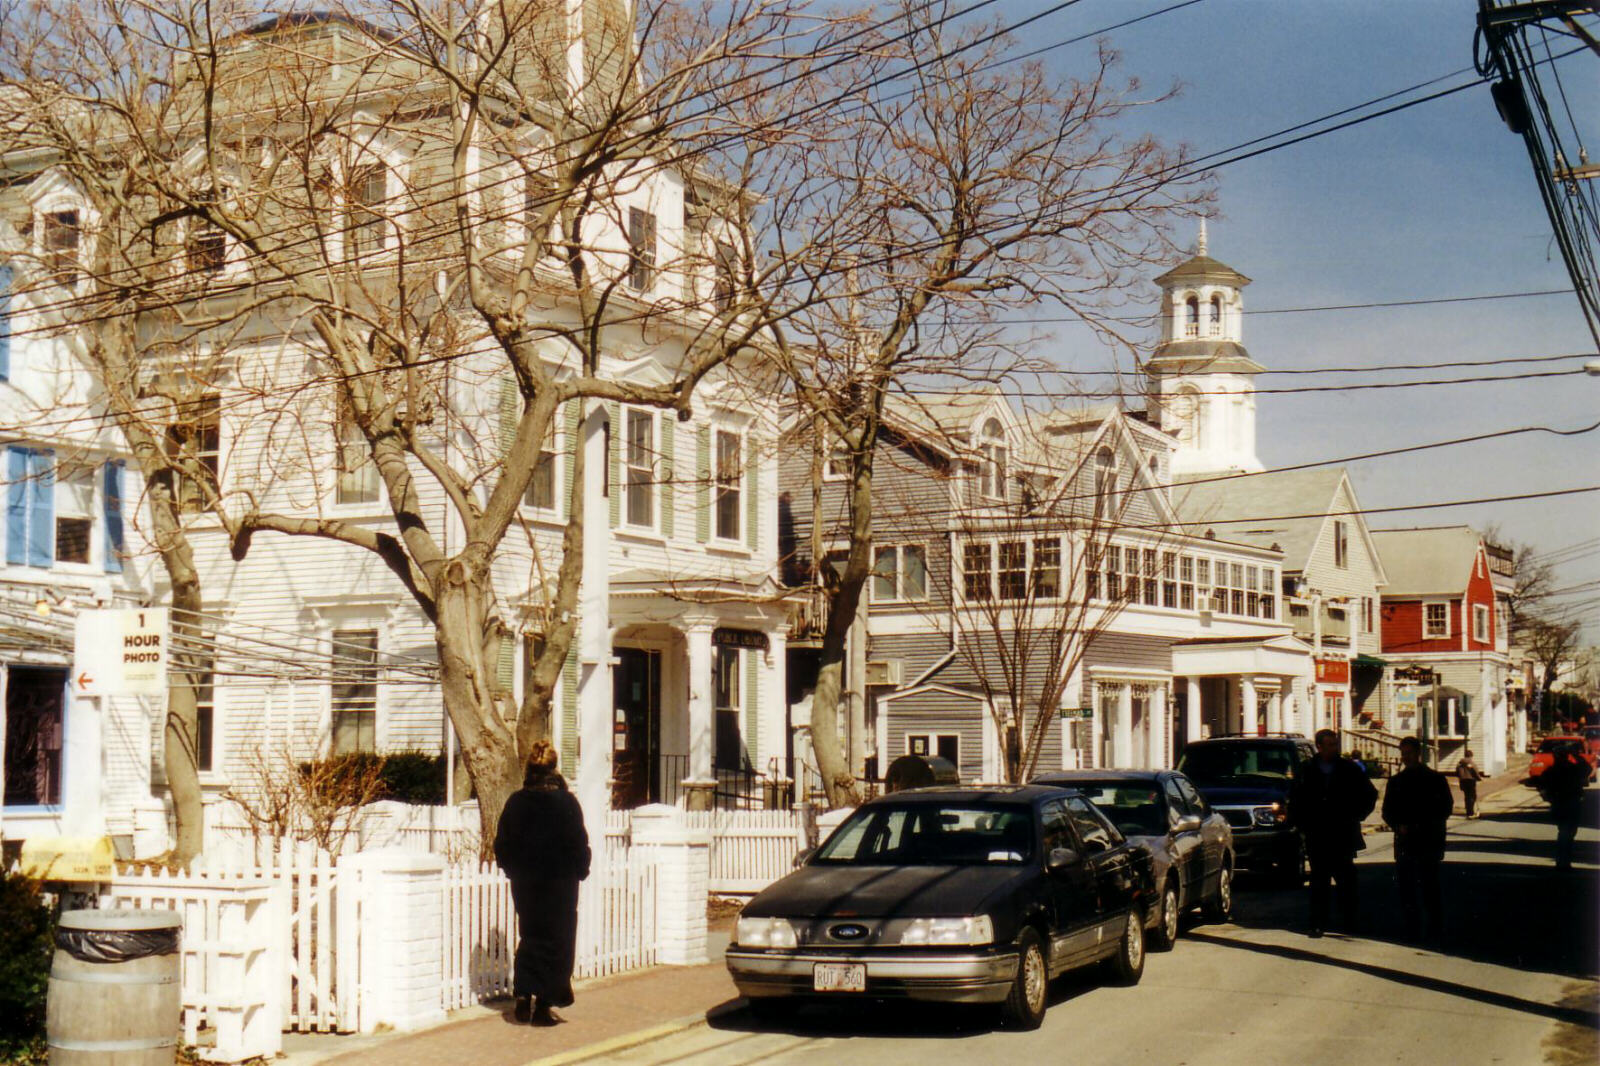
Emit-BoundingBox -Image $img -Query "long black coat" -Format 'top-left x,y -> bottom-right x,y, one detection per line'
494,775 -> 591,1003
1289,757 -> 1378,861
1382,763 -> 1453,862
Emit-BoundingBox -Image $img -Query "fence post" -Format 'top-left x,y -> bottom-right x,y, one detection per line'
628,805 -> 710,966
347,850 -> 448,1032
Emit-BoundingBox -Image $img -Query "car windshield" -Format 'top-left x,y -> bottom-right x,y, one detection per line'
812,803 -> 1034,866
1069,783 -> 1168,837
1179,745 -> 1298,785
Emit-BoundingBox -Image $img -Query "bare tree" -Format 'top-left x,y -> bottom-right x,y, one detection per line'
736,3 -> 1210,805
1527,616 -> 1582,731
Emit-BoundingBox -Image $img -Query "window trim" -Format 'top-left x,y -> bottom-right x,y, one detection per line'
906,732 -> 959,768
713,426 -> 743,543
1422,600 -> 1451,641
627,205 -> 658,292
871,543 -> 928,603
1472,602 -> 1490,643
333,392 -> 382,508
522,408 -> 562,514
1333,519 -> 1349,569
329,627 -> 380,756
622,406 -> 657,530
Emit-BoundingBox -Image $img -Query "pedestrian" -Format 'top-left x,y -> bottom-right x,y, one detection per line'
1382,736 -> 1453,942
1288,728 -> 1379,938
1455,748 -> 1484,817
494,740 -> 591,1025
1539,744 -> 1587,872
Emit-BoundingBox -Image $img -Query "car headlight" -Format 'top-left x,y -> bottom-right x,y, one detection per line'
898,916 -> 994,946
735,917 -> 799,949
1252,802 -> 1287,827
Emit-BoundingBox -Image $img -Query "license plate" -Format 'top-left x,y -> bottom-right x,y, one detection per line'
812,962 -> 866,992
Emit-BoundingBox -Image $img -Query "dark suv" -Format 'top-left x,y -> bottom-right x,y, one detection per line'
1176,735 -> 1316,883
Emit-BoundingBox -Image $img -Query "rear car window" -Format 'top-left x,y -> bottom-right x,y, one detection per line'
1074,784 -> 1168,837
814,803 -> 1035,866
1179,744 -> 1298,784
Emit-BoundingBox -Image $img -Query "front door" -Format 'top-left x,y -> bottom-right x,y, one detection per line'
611,648 -> 660,809
4,667 -> 67,807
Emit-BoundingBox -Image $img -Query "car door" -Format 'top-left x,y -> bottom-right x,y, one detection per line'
1063,795 -> 1137,954
1163,776 -> 1203,904
1175,775 -> 1222,892
1040,798 -> 1099,970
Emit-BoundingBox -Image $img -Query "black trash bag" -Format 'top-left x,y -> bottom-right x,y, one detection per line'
55,924 -> 180,963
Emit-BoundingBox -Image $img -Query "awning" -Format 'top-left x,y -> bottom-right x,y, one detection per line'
1353,654 -> 1387,669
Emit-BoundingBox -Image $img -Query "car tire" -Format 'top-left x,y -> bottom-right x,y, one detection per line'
1001,928 -> 1049,1030
1150,879 -> 1180,951
1202,861 -> 1233,922
1106,910 -> 1146,986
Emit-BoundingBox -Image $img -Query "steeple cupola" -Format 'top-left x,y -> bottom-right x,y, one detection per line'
1145,223 -> 1265,476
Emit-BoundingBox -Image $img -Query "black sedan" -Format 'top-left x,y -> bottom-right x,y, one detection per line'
725,785 -> 1155,1030
1033,770 -> 1234,950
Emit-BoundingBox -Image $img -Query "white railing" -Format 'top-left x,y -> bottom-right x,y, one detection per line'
684,809 -> 805,894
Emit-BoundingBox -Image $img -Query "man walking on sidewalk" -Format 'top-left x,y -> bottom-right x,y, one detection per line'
1289,729 -> 1379,938
1383,736 -> 1454,942
1456,749 -> 1484,818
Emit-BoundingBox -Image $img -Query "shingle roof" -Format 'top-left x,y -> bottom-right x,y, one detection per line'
1147,340 -> 1264,375
1154,254 -> 1252,287
1171,467 -> 1347,570
1368,527 -> 1481,596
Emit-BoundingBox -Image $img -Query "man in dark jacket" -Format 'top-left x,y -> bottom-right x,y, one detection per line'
1289,728 -> 1379,938
494,741 -> 591,1025
1540,745 -> 1588,872
1382,736 -> 1453,941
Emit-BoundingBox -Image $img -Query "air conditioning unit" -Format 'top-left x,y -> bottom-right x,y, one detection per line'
864,660 -> 902,687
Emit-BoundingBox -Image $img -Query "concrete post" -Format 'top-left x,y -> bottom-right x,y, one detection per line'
629,805 -> 711,965
685,625 -> 715,810
350,850 -> 447,1033
1240,675 -> 1258,736
1186,676 -> 1203,745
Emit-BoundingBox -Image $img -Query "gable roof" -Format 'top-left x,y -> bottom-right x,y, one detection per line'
1368,527 -> 1483,597
1170,467 -> 1346,569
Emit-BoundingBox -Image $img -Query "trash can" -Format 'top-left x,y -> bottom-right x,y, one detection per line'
884,754 -> 961,793
48,908 -> 182,1065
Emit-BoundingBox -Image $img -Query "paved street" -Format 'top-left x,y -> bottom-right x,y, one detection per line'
557,783 -> 1598,1066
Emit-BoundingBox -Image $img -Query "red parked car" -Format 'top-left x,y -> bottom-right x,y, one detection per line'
1529,736 -> 1596,781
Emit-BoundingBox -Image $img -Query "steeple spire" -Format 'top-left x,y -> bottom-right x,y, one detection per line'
1197,218 -> 1208,256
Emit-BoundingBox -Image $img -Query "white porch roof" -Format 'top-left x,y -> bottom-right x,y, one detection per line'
1171,633 -> 1311,678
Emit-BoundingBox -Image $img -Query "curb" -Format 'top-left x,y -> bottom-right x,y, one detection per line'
518,1012 -> 712,1066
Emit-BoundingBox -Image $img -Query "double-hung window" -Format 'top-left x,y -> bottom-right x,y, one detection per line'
873,545 -> 927,602
1162,551 -> 1178,608
335,394 -> 380,505
997,541 -> 1027,600
1142,548 -> 1158,606
168,394 -> 221,515
330,628 -> 379,754
627,207 -> 657,291
1179,554 -> 1195,610
714,429 -> 741,541
1423,602 -> 1449,640
1032,538 -> 1061,599
713,646 -> 742,769
712,241 -> 737,312
54,467 -> 93,565
41,208 -> 80,285
348,164 -> 388,261
624,408 -> 655,527
525,413 -> 558,511
963,542 -> 992,601
1472,604 -> 1490,643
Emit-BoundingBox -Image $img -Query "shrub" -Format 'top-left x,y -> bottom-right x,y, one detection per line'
0,870 -> 53,1058
297,751 -> 447,807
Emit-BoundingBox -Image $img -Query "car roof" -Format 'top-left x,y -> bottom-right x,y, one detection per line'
1033,770 -> 1168,785
870,784 -> 1077,806
1184,736 -> 1307,747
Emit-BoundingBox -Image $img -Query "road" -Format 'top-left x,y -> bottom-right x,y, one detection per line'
588,783 -> 1599,1066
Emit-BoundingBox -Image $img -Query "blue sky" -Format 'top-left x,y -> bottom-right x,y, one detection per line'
1004,0 -> 1599,641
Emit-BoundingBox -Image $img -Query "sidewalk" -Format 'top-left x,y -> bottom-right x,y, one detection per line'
280,930 -> 739,1066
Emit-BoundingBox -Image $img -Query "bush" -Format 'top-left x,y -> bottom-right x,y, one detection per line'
0,870 -> 53,1059
297,751 -> 447,806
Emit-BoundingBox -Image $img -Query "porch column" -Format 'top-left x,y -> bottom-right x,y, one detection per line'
1266,687 -> 1283,734
576,400 -> 614,834
1240,675 -> 1258,736
1186,676 -> 1203,745
1338,690 -> 1353,733
1113,683 -> 1133,768
1146,683 -> 1166,769
685,623 -> 715,810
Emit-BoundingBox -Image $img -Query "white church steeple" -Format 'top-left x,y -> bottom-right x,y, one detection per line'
1145,223 -> 1264,476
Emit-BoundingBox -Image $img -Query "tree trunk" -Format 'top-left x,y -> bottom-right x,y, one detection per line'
154,497 -> 206,866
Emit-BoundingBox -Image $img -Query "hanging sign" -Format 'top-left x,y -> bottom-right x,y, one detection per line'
73,608 -> 170,696
713,628 -> 769,651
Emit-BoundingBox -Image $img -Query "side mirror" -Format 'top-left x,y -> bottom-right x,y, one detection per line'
1174,813 -> 1202,833
1047,847 -> 1081,870
793,847 -> 816,868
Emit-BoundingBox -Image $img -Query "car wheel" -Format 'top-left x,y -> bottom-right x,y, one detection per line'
1202,862 -> 1234,922
1106,910 -> 1146,986
1001,928 -> 1049,1030
1150,879 -> 1180,951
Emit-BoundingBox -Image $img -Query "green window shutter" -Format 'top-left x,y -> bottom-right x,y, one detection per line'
495,632 -> 516,696
563,400 -> 581,519
744,647 -> 760,772
695,425 -> 710,543
745,439 -> 759,550
561,635 -> 579,775
607,402 -> 621,528
660,417 -> 676,539
498,375 -> 519,458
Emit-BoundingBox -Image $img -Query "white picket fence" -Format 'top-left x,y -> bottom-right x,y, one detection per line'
685,809 -> 807,893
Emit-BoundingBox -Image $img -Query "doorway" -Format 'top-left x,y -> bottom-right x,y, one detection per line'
611,648 -> 661,809
4,667 -> 68,807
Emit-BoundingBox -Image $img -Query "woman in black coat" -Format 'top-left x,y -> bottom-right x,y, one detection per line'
493,741 -> 591,1025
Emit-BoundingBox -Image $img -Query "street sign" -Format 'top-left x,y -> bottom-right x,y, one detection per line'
73,607 -> 170,696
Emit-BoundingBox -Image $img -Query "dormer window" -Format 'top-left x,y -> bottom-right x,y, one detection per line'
979,417 -> 1007,500
1209,294 -> 1223,337
40,209 -> 80,285
1184,294 -> 1200,338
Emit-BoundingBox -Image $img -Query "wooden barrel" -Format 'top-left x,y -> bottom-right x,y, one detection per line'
48,908 -> 182,1066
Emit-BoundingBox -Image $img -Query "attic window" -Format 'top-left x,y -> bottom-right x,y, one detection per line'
41,209 -> 81,284
1184,294 -> 1200,338
1093,447 -> 1116,517
979,418 -> 1006,500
